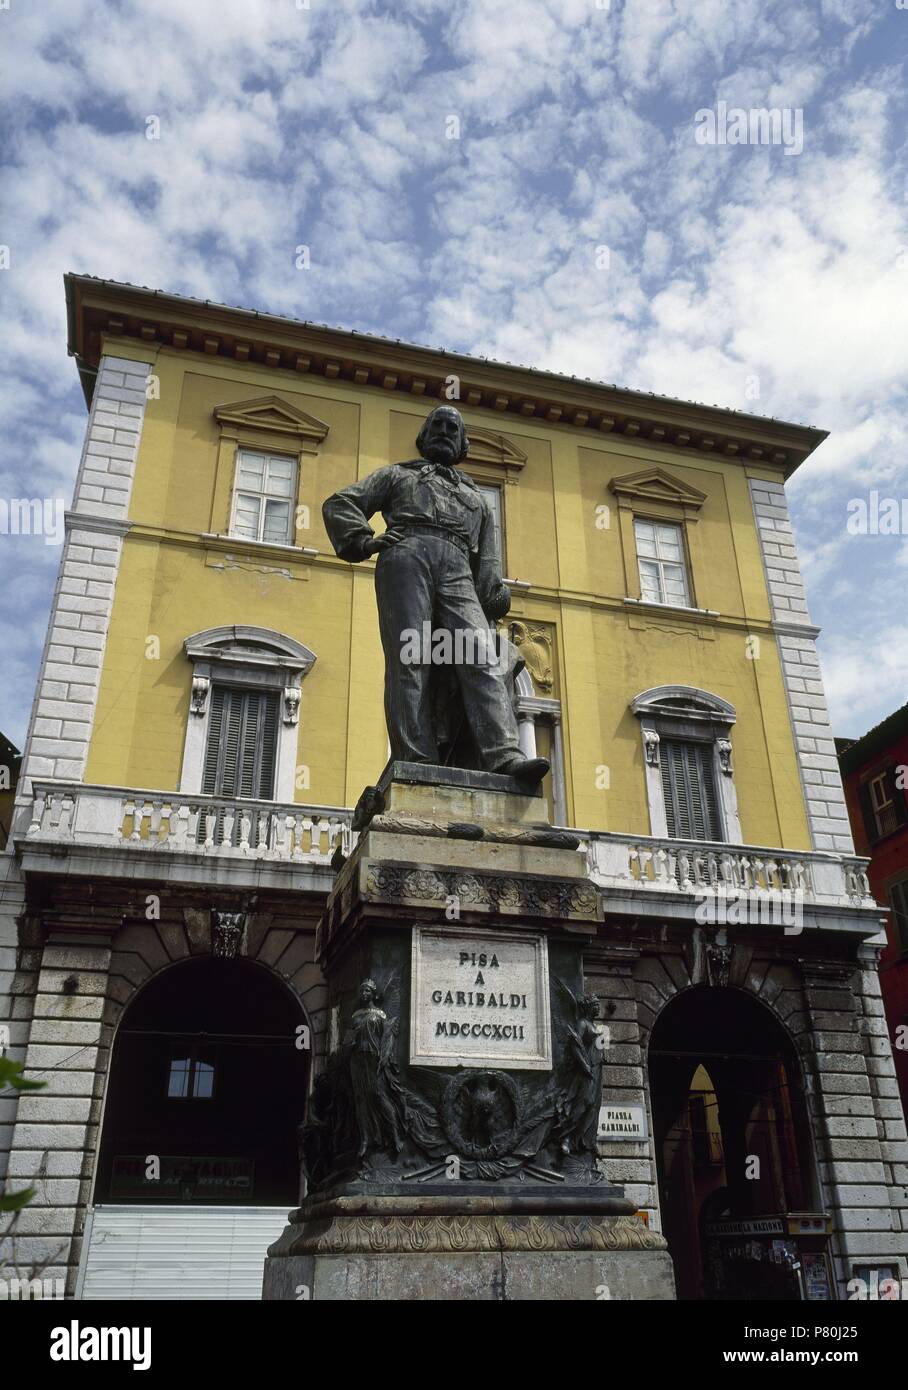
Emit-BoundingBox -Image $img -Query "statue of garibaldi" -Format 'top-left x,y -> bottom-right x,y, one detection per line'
323,405 -> 549,784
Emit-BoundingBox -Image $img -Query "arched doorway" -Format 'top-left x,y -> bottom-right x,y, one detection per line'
96,956 -> 310,1207
649,986 -> 823,1301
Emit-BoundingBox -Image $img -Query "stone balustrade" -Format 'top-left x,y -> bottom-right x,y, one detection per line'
19,782 -> 877,917
584,831 -> 876,909
23,781 -> 353,864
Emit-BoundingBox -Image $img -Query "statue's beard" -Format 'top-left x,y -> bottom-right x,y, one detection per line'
424,437 -> 459,465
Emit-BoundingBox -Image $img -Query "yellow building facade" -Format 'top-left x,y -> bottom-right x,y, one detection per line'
78,286 -> 813,846
3,275 -> 905,1305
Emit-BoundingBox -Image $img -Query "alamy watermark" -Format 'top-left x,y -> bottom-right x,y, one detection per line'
0,1276 -> 65,1300
846,491 -> 908,535
50,1322 -> 151,1370
400,623 -> 508,674
694,101 -> 804,157
695,886 -> 805,934
847,1272 -> 907,1300
0,498 -> 65,546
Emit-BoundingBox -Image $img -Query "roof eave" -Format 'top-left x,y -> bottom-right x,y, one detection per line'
63,273 -> 828,475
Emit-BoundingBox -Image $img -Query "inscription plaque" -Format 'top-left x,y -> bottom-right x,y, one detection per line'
597,1103 -> 647,1140
409,927 -> 552,1070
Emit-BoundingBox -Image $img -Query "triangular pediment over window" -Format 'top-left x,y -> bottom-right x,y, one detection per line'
214,395 -> 329,447
609,467 -> 706,513
466,427 -> 527,472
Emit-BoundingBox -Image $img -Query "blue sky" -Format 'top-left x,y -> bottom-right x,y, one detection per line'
1,0 -> 907,750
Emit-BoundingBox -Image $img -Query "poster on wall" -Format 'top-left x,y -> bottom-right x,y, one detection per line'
801,1250 -> 832,1301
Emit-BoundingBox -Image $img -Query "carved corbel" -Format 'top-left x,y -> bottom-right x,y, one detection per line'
706,941 -> 732,988
212,910 -> 246,959
190,675 -> 210,716
717,737 -> 733,774
643,729 -> 660,767
283,686 -> 301,725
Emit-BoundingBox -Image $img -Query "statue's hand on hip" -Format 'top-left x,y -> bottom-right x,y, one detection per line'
483,582 -> 511,621
363,527 -> 404,556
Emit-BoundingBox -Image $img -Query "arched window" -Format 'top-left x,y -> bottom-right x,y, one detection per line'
631,686 -> 741,843
649,986 -> 817,1301
96,956 -> 311,1207
180,626 -> 316,802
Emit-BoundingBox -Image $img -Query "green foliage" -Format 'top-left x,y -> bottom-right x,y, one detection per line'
1,1187 -> 36,1214
0,1057 -> 44,1214
0,1056 -> 44,1093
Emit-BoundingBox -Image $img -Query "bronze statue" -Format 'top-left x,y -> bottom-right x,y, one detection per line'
346,978 -> 406,1161
323,405 -> 549,784
555,985 -> 605,1157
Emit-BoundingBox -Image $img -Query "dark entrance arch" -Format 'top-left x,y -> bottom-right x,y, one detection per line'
648,986 -> 817,1301
96,956 -> 309,1206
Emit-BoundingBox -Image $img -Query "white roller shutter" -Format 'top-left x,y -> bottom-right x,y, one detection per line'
77,1206 -> 290,1300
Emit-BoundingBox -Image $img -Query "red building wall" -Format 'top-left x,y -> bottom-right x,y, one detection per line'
840,721 -> 908,1116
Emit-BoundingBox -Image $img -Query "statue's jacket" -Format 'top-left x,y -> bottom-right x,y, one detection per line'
323,459 -> 509,619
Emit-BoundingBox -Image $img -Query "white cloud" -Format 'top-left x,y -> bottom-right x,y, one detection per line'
0,0 -> 907,748
821,621 -> 908,737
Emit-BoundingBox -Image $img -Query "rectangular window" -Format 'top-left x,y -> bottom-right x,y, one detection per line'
634,518 -> 690,607
230,449 -> 296,545
660,738 -> 723,841
167,1056 -> 191,1099
870,772 -> 898,837
477,483 -> 505,571
889,880 -> 908,956
202,686 -> 279,802
167,1050 -> 216,1100
192,1059 -> 215,1098
859,767 -> 908,843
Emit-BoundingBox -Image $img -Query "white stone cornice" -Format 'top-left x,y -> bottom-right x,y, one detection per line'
770,618 -> 822,639
64,511 -> 132,538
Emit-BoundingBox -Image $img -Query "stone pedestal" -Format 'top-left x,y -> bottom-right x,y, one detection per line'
263,1194 -> 669,1301
263,763 -> 675,1301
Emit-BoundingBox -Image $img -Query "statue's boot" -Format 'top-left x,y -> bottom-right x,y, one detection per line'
491,753 -> 550,785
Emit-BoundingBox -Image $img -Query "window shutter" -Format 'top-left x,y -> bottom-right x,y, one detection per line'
236,695 -> 258,800
858,780 -> 878,844
201,687 -> 279,801
242,691 -> 279,800
697,745 -> 722,840
890,881 -> 908,955
886,767 -> 908,827
201,686 -> 227,797
660,738 -> 723,841
220,691 -> 245,797
661,741 -> 689,839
